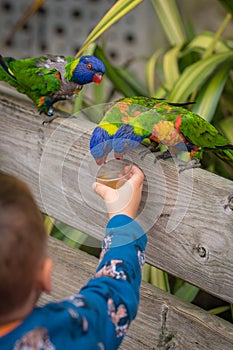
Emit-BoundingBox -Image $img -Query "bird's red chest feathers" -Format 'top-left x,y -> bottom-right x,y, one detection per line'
175,114 -> 183,133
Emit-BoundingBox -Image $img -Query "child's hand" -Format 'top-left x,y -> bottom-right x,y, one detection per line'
93,165 -> 144,219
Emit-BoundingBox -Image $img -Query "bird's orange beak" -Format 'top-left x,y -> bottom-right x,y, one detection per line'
92,72 -> 103,85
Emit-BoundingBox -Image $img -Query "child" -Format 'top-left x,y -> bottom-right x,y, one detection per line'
0,165 -> 146,349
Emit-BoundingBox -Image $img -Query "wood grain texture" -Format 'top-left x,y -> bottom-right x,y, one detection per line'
39,236 -> 233,350
0,87 -> 233,307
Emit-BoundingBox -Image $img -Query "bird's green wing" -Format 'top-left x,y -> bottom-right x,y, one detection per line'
99,97 -> 153,136
215,149 -> 233,164
129,109 -> 163,138
180,112 -> 230,149
8,57 -> 62,98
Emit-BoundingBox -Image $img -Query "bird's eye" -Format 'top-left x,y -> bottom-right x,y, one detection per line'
86,63 -> 92,70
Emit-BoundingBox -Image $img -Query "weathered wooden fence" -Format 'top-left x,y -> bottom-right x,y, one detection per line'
1,85 -> 233,349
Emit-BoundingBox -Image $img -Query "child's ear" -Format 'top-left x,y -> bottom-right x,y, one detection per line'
36,258 -> 53,294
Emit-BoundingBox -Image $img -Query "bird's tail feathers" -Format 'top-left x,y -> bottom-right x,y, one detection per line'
216,144 -> 233,150
167,101 -> 196,107
205,144 -> 233,151
0,55 -> 17,81
149,98 -> 195,107
214,149 -> 233,168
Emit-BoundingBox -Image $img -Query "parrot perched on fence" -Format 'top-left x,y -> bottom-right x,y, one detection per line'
112,98 -> 233,170
90,96 -> 194,165
90,96 -> 157,164
0,54 -> 105,122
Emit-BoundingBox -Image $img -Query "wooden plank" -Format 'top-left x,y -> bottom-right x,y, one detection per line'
0,87 -> 233,303
39,236 -> 233,350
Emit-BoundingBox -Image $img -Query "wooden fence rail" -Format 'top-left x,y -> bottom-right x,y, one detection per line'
1,86 -> 233,349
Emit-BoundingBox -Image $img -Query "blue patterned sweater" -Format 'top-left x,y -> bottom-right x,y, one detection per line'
0,215 -> 147,350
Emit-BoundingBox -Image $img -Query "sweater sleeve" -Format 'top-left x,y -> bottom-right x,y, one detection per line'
96,214 -> 147,301
78,214 -> 147,349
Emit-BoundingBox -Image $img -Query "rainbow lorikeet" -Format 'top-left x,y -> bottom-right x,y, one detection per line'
112,98 -> 233,170
90,96 -> 194,165
0,54 -> 105,122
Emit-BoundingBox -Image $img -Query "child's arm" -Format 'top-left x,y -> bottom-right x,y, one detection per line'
78,165 -> 146,348
78,215 -> 146,349
61,166 -> 145,349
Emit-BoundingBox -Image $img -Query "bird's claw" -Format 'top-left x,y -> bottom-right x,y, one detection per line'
42,112 -> 74,125
42,116 -> 57,125
178,158 -> 201,173
139,148 -> 153,161
41,108 -> 56,125
42,107 -> 61,124
156,150 -> 172,160
140,149 -> 172,164
139,142 -> 161,161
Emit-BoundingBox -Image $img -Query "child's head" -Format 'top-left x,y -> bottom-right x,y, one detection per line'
0,173 -> 50,320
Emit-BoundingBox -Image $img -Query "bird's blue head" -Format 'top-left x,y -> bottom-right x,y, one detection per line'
73,56 -> 106,85
112,124 -> 144,159
90,126 -> 112,165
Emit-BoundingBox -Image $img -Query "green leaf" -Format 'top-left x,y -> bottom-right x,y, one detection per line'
92,76 -> 106,105
172,277 -> 185,294
163,45 -> 182,90
76,0 -> 143,57
191,64 -> 230,121
142,263 -> 151,282
218,116 -> 233,143
73,89 -> 84,114
218,0 -> 233,16
154,85 -> 167,98
146,48 -> 164,95
151,0 -> 187,45
52,221 -> 88,248
43,215 -> 55,235
187,31 -> 230,54
208,305 -> 230,315
94,46 -> 148,96
150,266 -> 170,292
168,51 -> 233,102
114,66 -> 149,96
174,282 -> 199,302
202,14 -> 232,59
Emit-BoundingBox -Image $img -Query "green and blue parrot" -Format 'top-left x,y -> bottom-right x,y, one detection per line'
112,98 -> 233,169
90,96 -> 193,165
90,96 -> 233,169
90,96 -> 156,164
0,54 -> 105,121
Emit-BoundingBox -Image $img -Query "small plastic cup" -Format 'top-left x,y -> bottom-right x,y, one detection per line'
96,158 -> 132,189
